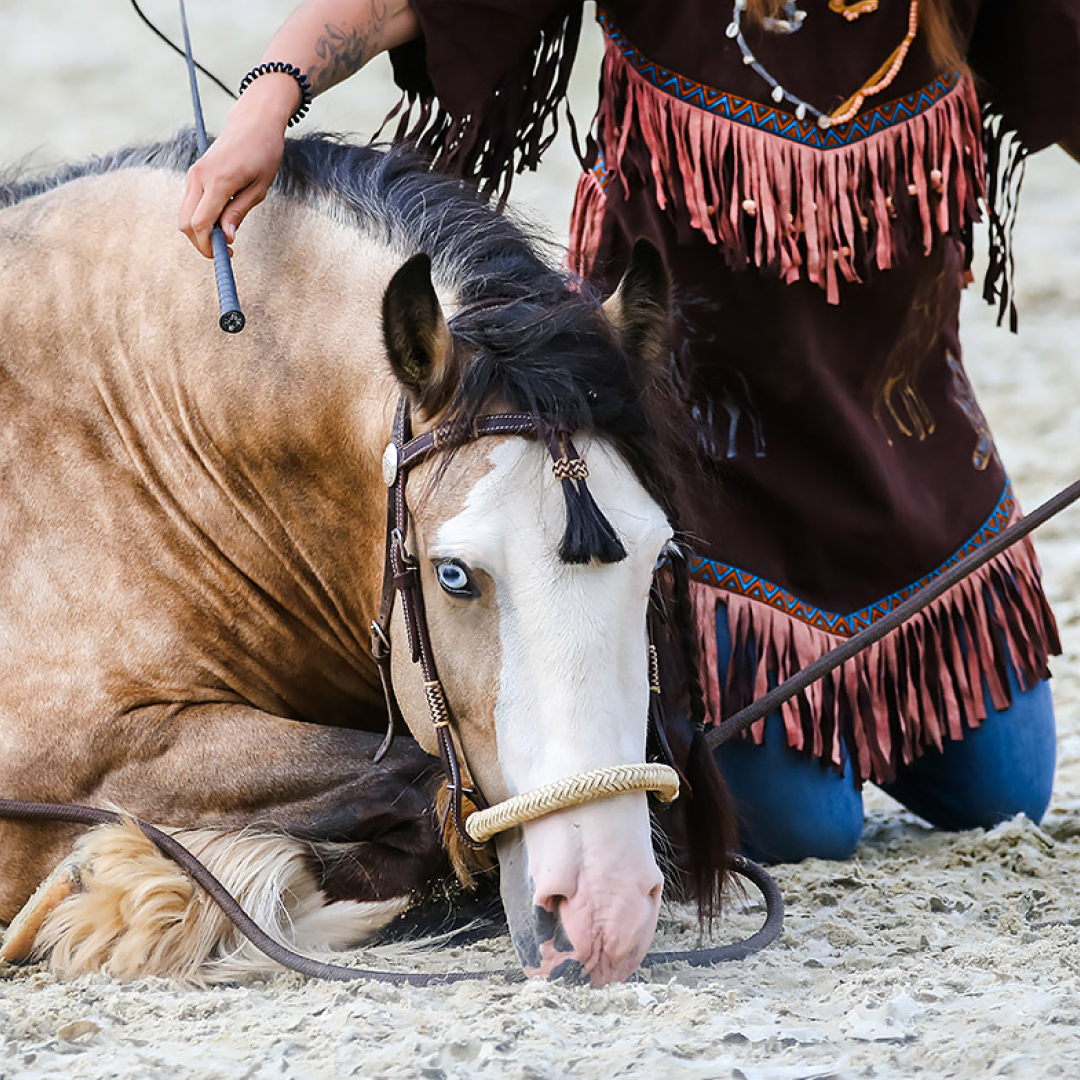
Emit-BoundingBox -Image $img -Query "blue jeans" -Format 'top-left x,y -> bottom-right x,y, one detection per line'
713,611 -> 1056,863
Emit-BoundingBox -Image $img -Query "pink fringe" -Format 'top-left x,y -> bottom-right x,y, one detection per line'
571,41 -> 986,302
568,168 -> 607,278
692,538 -> 1059,785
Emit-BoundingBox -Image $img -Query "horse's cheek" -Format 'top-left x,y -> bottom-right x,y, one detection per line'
430,592 -> 506,801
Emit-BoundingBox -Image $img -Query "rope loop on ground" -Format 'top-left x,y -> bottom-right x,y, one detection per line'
464,763 -> 680,843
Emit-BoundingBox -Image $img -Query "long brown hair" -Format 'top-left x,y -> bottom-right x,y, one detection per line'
744,0 -> 962,75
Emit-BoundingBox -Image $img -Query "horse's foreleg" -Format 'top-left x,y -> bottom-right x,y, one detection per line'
95,704 -> 449,898
0,705 -> 449,980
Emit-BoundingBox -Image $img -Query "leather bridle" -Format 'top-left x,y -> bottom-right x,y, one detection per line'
370,396 -> 537,849
367,393 -> 682,851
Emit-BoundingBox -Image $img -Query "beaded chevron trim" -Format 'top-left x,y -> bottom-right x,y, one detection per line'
597,8 -> 962,150
571,12 -> 985,303
690,481 -> 1017,637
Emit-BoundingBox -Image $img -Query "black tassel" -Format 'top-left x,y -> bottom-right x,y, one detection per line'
660,550 -> 737,922
557,474 -> 627,564
981,109 -> 1028,333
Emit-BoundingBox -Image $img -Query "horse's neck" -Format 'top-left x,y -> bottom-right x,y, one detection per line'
4,168 -> 404,708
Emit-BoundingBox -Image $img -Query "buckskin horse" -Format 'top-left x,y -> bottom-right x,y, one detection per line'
0,134 -> 732,986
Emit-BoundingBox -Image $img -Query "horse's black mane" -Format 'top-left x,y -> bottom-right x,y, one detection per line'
1,131 -> 659,516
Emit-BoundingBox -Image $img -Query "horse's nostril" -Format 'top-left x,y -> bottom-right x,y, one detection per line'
547,957 -> 588,984
648,881 -> 663,906
534,898 -> 575,953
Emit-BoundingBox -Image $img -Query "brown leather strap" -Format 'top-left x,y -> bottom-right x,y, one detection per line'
373,396 -> 524,844
397,413 -> 537,473
370,396 -> 412,762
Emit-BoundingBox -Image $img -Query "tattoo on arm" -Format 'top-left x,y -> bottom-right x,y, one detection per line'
306,3 -> 388,95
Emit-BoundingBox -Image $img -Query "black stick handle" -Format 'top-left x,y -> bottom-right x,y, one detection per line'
179,0 -> 245,334
211,226 -> 245,332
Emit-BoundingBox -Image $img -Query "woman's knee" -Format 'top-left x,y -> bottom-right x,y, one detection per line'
738,791 -> 865,863
716,718 -> 865,864
883,675 -> 1056,831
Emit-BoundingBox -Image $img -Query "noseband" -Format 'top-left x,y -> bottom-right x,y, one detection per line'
369,394 -> 680,850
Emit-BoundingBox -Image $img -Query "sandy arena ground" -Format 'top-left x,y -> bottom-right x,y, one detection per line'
2,3 -> 1079,1077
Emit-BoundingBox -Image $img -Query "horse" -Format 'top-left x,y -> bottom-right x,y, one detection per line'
0,132 -> 733,986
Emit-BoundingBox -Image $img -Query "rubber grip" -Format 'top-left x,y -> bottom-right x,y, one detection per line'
210,225 -> 245,334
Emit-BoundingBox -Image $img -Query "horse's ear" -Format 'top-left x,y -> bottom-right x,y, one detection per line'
602,238 -> 672,376
382,253 -> 459,420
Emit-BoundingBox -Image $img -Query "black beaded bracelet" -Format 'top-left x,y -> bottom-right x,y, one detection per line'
238,62 -> 313,128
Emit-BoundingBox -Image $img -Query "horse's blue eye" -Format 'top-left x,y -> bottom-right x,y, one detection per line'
435,560 -> 477,597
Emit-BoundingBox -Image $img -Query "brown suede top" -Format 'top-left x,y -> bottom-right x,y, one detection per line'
390,0 -> 1080,617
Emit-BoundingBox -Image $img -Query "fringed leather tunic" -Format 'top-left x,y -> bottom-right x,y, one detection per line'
390,0 -> 1080,784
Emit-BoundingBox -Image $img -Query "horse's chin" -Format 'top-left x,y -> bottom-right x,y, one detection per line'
495,831 -> 661,987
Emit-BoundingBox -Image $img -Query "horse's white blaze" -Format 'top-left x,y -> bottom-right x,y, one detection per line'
437,437 -> 671,982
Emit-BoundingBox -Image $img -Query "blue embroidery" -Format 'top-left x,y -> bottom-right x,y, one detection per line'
598,9 -> 962,150
690,482 -> 1016,636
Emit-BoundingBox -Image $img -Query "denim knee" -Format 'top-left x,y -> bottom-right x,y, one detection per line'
716,716 -> 865,864
881,671 -> 1056,831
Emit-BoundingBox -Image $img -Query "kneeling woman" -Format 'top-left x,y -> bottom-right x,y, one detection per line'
180,0 -> 1080,861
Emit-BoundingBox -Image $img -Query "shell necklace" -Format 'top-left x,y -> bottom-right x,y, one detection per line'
726,0 -> 921,128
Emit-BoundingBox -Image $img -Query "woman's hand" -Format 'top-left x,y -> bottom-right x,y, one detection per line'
178,0 -> 420,258
178,74 -> 297,258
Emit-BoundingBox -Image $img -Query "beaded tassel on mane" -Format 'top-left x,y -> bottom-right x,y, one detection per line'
549,437 -> 627,565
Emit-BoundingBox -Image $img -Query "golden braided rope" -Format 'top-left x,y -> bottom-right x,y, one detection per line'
464,763 -> 680,844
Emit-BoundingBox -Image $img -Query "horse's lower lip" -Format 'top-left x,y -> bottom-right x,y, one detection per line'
519,898 -> 659,986
495,816 -> 663,984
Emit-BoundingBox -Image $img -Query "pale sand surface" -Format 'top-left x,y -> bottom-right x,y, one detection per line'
1,4 -> 1079,1077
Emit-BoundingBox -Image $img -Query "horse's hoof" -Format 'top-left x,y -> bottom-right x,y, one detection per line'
0,855 -> 82,964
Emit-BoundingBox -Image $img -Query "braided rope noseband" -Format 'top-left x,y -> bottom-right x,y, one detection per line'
465,763 -> 680,844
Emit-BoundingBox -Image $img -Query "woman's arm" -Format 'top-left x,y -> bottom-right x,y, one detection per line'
179,0 -> 419,257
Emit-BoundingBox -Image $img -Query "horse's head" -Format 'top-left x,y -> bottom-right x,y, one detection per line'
378,240 -> 730,985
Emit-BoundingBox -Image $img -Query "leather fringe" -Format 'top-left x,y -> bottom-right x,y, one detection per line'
981,110 -> 1029,332
389,7 -> 582,203
690,537 -> 1059,786
572,39 -> 987,304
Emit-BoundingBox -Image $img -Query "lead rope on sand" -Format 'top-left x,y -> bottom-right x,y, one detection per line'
0,799 -> 783,984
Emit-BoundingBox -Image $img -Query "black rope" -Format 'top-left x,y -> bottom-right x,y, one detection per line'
129,0 -> 237,100
0,800 -> 782,981
643,855 -> 784,967
706,477 -> 1080,751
